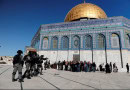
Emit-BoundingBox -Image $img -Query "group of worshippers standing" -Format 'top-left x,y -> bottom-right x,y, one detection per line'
99,62 -> 130,73
99,62 -> 118,73
51,60 -> 97,72
12,50 -> 49,82
52,60 -> 128,73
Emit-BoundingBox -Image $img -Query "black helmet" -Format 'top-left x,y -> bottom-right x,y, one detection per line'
17,50 -> 23,54
41,55 -> 44,57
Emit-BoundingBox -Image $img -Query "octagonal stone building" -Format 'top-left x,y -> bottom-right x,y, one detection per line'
31,2 -> 130,71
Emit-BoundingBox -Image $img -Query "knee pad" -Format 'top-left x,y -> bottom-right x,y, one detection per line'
41,68 -> 43,70
19,72 -> 22,75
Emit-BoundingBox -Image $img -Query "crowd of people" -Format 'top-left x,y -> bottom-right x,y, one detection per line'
51,60 -> 119,73
51,60 -> 96,72
12,50 -> 50,82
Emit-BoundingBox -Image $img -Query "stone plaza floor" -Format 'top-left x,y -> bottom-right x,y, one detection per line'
0,65 -> 130,89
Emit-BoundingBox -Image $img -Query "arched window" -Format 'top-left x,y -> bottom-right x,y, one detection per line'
62,36 -> 69,49
85,35 -> 92,49
126,34 -> 130,48
43,37 -> 48,49
111,33 -> 119,48
98,34 -> 105,48
73,36 -> 80,49
52,37 -> 58,49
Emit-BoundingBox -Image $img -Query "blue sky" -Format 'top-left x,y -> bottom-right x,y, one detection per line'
0,0 -> 130,56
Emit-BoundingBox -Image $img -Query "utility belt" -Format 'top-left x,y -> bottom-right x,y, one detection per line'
14,62 -> 23,65
13,63 -> 23,68
37,64 -> 42,66
25,61 -> 31,63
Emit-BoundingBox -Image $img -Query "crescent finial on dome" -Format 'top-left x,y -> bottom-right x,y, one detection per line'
84,0 -> 86,3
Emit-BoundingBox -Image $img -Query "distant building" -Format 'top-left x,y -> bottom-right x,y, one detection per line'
25,46 -> 37,55
0,56 -> 13,65
31,2 -> 130,71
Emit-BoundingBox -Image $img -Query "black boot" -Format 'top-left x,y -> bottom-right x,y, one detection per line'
40,73 -> 43,75
19,79 -> 24,82
12,79 -> 17,82
12,72 -> 17,82
27,76 -> 31,79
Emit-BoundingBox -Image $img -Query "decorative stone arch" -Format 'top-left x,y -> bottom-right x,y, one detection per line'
42,37 -> 49,49
125,34 -> 130,48
97,33 -> 108,63
51,36 -> 58,49
97,33 -> 106,49
83,34 -> 93,49
110,33 -> 120,48
61,36 -> 69,49
83,34 -> 94,63
72,35 -> 80,49
110,32 -> 123,68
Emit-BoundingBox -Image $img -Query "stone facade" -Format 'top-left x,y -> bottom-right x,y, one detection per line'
31,16 -> 130,71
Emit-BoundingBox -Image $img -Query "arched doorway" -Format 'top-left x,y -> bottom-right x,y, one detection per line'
73,35 -> 80,61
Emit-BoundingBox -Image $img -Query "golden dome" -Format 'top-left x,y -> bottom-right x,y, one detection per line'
64,3 -> 107,22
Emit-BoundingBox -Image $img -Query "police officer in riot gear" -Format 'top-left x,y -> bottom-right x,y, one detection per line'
12,50 -> 24,82
30,52 -> 38,76
23,52 -> 32,79
44,57 -> 48,70
37,55 -> 44,75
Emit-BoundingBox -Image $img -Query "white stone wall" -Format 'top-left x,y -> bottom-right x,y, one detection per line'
80,50 -> 92,62
38,50 -> 130,72
128,51 -> 130,64
93,50 -> 106,67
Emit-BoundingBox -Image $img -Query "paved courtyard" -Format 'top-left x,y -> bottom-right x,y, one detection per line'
0,65 -> 130,89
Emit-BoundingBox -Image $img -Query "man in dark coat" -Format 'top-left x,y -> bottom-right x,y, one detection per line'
92,62 -> 96,72
105,63 -> 110,73
63,60 -> 65,70
72,61 -> 75,72
126,63 -> 129,73
58,61 -> 61,70
80,61 -> 84,71
110,62 -> 112,73
99,64 -> 102,71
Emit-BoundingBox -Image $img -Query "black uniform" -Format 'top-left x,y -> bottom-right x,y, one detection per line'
37,55 -> 44,75
23,54 -> 31,79
12,50 -> 24,82
30,52 -> 38,76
